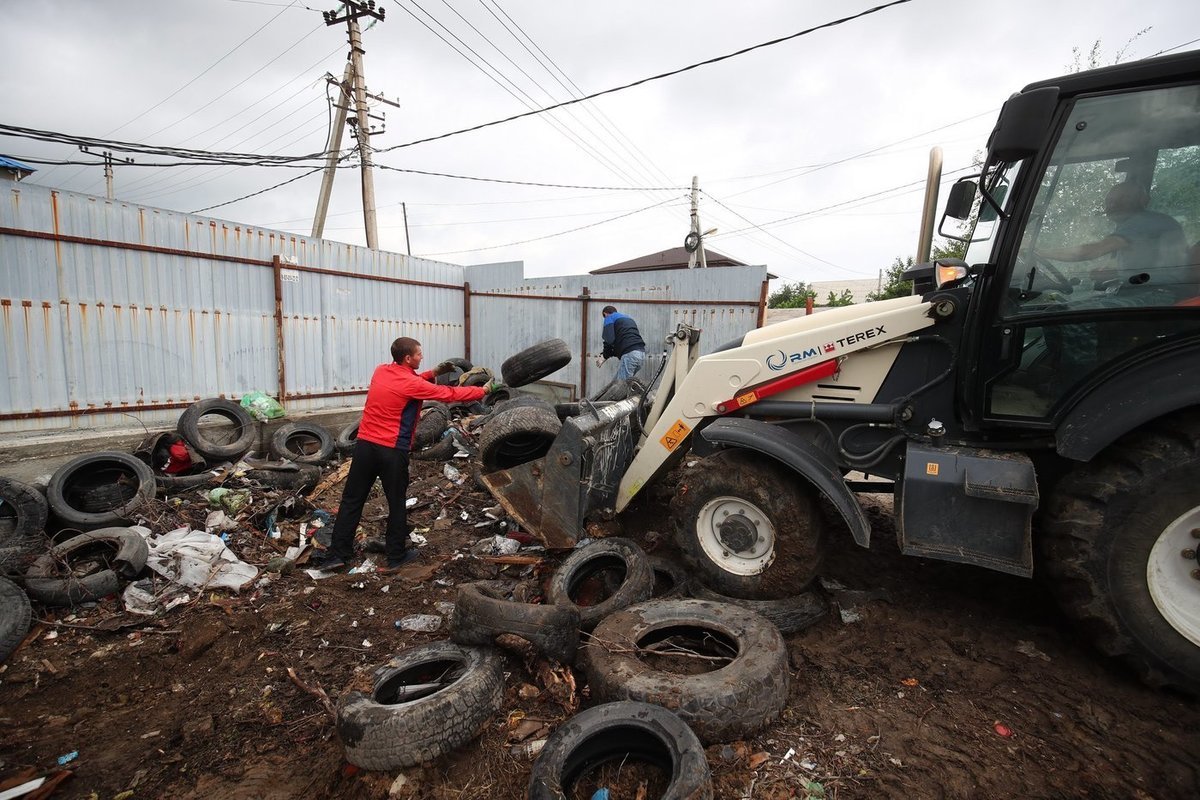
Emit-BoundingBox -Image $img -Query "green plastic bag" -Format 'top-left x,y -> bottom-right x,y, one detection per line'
240,391 -> 286,422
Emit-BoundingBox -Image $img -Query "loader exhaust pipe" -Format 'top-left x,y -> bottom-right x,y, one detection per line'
916,146 -> 943,263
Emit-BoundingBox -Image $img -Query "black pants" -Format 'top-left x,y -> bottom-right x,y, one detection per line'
329,439 -> 410,565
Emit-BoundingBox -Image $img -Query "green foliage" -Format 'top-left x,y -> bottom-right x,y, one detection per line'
768,281 -> 817,308
824,289 -> 854,307
866,239 -> 968,302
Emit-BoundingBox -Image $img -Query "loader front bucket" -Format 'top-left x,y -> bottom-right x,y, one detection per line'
480,397 -> 642,549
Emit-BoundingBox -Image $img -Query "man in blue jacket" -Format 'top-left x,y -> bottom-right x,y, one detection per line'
599,305 -> 646,381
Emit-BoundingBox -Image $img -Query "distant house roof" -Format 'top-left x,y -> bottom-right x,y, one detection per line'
0,156 -> 36,179
590,246 -> 775,277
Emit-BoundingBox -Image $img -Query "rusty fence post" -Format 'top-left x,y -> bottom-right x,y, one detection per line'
757,278 -> 769,328
463,281 -> 472,361
579,286 -> 590,398
272,255 -> 287,400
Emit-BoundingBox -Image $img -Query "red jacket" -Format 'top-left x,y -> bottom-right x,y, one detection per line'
356,363 -> 486,451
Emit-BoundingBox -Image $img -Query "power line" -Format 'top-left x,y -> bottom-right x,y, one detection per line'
375,163 -> 685,191
379,0 -> 914,154
189,164 -> 330,214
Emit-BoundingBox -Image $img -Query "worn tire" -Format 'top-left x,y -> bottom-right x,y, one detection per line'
177,398 -> 257,461
450,582 -> 581,664
415,402 -> 451,449
0,478 -> 49,571
528,701 -> 713,799
46,452 -> 156,530
1041,411 -> 1200,692
501,338 -> 572,388
480,385 -> 513,409
688,582 -> 828,635
270,422 -> 335,465
674,449 -> 825,600
244,463 -> 322,492
335,420 -> 360,455
23,528 -> 149,607
583,598 -> 789,743
411,434 -> 458,462
478,405 -> 562,473
458,366 -> 494,388
547,538 -> 654,630
155,469 -> 220,492
336,641 -> 504,770
590,378 -> 635,402
0,576 -> 32,665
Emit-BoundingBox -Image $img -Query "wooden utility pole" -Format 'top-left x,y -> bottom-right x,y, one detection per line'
322,1 -> 387,249
311,63 -> 354,239
79,146 -> 133,200
686,175 -> 708,269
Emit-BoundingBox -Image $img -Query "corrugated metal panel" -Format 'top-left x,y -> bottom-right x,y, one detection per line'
0,183 -> 465,435
464,265 -> 767,396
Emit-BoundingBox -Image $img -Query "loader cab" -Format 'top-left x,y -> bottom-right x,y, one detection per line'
951,55 -> 1200,440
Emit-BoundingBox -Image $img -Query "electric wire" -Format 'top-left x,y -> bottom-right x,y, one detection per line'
190,163 -> 332,214
374,163 -> 684,191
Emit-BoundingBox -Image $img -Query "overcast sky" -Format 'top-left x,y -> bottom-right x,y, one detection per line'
3,0 -> 1198,286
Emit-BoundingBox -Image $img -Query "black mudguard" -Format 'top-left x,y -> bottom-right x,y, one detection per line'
700,417 -> 872,547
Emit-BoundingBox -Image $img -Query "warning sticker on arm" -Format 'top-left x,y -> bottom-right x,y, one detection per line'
660,419 -> 692,451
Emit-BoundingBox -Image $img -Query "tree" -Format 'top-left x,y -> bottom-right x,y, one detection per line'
866,239 -> 966,302
824,289 -> 854,307
768,281 -> 817,308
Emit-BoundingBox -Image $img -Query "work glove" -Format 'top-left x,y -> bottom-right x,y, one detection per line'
594,355 -> 605,368
484,381 -> 505,394
435,361 -> 456,376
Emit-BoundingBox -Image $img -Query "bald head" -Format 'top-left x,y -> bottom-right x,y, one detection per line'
1104,182 -> 1149,219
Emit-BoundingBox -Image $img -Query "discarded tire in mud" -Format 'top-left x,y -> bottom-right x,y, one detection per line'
270,422 -> 335,465
0,477 -> 49,570
336,641 -> 504,770
458,366 -> 494,388
501,338 -> 571,388
478,405 -> 562,473
528,700 -> 713,800
604,554 -> 691,599
0,577 -> 32,665
411,433 -> 458,463
673,449 -> 825,600
177,398 -> 257,462
23,528 -> 149,607
479,384 -> 513,408
47,452 -> 156,530
243,463 -> 321,492
131,432 -> 216,492
469,394 -> 549,429
688,582 -> 828,635
415,402 -> 451,449
583,598 -> 789,743
450,581 -> 581,664
590,377 -> 644,402
335,420 -> 360,455
546,538 -> 654,630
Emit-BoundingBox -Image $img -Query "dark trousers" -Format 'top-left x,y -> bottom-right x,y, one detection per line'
329,439 -> 410,565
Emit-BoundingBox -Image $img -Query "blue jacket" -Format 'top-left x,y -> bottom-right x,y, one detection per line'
602,312 -> 646,359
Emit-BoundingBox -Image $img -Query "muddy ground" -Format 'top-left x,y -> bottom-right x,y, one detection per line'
2,456 -> 1198,800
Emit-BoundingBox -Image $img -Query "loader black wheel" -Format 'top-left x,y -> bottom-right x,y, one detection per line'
47,452 -> 156,530
528,701 -> 713,800
673,449 -> 824,600
582,598 -> 788,743
177,398 -> 257,461
270,422 -> 335,464
501,338 -> 571,388
478,405 -> 562,473
450,581 -> 581,664
546,538 -> 654,630
336,641 -> 504,770
1041,412 -> 1200,692
0,477 -> 49,571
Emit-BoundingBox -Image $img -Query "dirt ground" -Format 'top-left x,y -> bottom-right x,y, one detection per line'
2,455 -> 1199,800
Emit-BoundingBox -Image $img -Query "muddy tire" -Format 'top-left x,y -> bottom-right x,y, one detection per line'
450,582 -> 581,664
177,398 -> 257,461
501,338 -> 572,388
0,478 -> 49,571
645,555 -> 692,598
336,641 -> 504,770
480,385 -> 513,408
0,576 -> 32,665
488,395 -> 554,418
47,452 -> 156,530
583,598 -> 788,743
415,402 -> 451,449
270,423 -> 335,465
528,700 -> 713,799
673,449 -> 824,600
335,420 -> 360,455
1041,412 -> 1200,692
478,405 -> 562,473
411,434 -> 458,463
688,582 -> 828,635
244,463 -> 322,492
546,538 -> 654,630
458,366 -> 494,388
156,469 -> 220,492
24,528 -> 149,607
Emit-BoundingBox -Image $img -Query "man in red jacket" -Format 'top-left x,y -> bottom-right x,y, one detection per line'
314,337 -> 497,573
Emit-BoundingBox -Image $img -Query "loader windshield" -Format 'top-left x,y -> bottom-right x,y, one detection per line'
963,161 -> 1024,267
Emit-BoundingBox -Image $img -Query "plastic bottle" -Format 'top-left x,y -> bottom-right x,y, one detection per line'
395,614 -> 442,632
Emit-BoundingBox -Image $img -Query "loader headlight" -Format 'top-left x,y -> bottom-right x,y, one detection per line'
935,261 -> 969,289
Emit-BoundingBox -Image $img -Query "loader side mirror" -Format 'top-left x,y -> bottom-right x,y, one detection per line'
944,180 -> 976,220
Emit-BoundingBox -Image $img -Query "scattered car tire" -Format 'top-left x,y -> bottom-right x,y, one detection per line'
590,378 -> 633,402
546,538 -> 654,630
673,449 -> 825,600
646,555 -> 692,598
411,433 -> 458,463
688,582 -> 828,635
336,641 -> 504,770
0,477 -> 49,571
488,395 -> 554,417
0,576 -> 32,665
46,452 -> 156,530
583,598 -> 789,743
501,338 -> 572,388
458,366 -> 495,388
244,463 -> 322,492
480,385 -> 513,408
528,700 -> 713,800
270,422 -> 335,464
177,398 -> 257,462
155,469 -> 220,492
336,420 -> 360,455
415,402 -> 451,449
450,581 -> 581,664
23,528 -> 149,607
478,405 -> 562,473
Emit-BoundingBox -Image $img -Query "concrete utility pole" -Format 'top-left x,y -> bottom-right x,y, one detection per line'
322,1 -> 387,249
686,176 -> 709,269
312,63 -> 354,239
79,146 -> 133,200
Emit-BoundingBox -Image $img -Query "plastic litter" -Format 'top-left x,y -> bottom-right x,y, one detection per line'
239,390 -> 286,422
590,790 -> 610,800
348,558 -> 377,574
473,535 -> 521,556
395,614 -> 442,632
442,463 -> 465,484
130,526 -> 258,591
206,488 -> 251,516
56,751 -> 78,766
